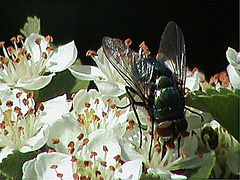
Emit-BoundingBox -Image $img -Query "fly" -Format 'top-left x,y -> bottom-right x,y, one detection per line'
102,21 -> 190,158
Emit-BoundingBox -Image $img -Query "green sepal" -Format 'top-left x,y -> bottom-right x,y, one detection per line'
20,16 -> 41,38
0,150 -> 38,179
185,88 -> 239,140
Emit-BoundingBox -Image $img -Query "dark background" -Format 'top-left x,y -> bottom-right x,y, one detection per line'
0,1 -> 238,79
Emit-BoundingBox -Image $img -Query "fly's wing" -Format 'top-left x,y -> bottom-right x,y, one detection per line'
102,37 -> 154,102
157,21 -> 186,95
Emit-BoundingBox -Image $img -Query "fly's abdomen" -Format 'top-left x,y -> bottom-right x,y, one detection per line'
153,76 -> 185,123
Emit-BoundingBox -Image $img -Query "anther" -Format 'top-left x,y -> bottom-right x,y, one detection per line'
46,46 -> 54,52
86,50 -> 98,56
7,46 -> 15,56
52,139 -> 60,144
17,35 -> 24,43
35,38 -> 41,45
124,38 -> 132,46
6,100 -> 13,107
50,165 -> 58,169
10,37 -> 17,43
45,35 -> 53,43
77,133 -> 84,141
42,52 -> 47,59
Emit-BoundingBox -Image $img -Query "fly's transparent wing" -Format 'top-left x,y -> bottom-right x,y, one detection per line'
102,37 -> 155,102
157,21 -> 186,94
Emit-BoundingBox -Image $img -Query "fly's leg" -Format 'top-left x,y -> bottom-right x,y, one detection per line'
149,118 -> 155,161
185,107 -> 204,122
125,86 -> 145,148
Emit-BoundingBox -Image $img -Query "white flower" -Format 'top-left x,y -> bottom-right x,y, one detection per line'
186,67 -> 204,91
123,106 -> 215,179
22,134 -> 142,180
69,48 -> 126,96
226,47 -> 240,89
0,89 -> 71,163
207,120 -> 240,177
0,33 -> 77,90
46,89 -> 130,153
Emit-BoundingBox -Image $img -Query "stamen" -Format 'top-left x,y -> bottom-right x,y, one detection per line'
77,133 -> 84,141
42,52 -> 47,59
45,35 -> 53,43
83,138 -> 89,145
7,46 -> 15,56
46,46 -> 54,52
39,103 -> 44,111
50,165 -> 58,169
52,139 -> 60,144
17,35 -> 24,43
124,38 -> 132,46
85,103 -> 90,108
6,100 -> 13,107
86,50 -> 98,56
35,38 -> 41,45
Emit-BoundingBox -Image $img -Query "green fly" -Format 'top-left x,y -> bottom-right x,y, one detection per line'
102,21 -> 190,156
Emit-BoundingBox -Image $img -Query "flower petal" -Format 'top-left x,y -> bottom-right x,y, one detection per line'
226,47 -> 237,66
22,152 -> 73,180
15,73 -> 55,90
115,159 -> 143,179
24,34 -> 48,63
95,80 -> 125,96
39,94 -> 72,126
47,41 -> 78,72
82,129 -> 121,166
69,65 -> 107,80
20,124 -> 50,153
0,146 -> 14,163
227,64 -> 240,89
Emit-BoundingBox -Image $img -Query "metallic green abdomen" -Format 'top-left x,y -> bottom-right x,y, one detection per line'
153,76 -> 184,123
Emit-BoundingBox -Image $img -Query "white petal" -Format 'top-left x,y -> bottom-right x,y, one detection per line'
0,146 -> 14,163
171,173 -> 187,179
46,114 -> 81,153
95,80 -> 125,96
24,34 -> 48,63
69,65 -> 107,80
72,89 -> 89,113
82,129 -> 121,166
226,47 -> 237,65
47,41 -> 77,72
20,124 -> 50,153
15,73 -> 55,90
115,159 -> 142,179
227,64 -> 240,89
39,94 -> 72,126
22,158 -> 38,179
22,152 -> 73,180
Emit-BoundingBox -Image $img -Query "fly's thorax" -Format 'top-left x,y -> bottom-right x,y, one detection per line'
155,76 -> 173,89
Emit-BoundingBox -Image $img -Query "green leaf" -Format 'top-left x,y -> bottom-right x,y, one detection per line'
20,16 -> 41,38
0,150 -> 38,179
186,88 -> 239,140
37,70 -> 89,103
189,157 -> 216,179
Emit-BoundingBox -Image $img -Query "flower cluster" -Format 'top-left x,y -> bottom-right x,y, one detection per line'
0,17 -> 239,180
